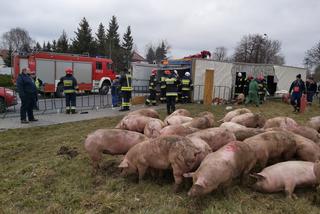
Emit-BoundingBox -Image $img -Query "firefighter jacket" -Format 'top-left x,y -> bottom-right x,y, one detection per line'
235,76 -> 245,94
165,74 -> 180,96
60,74 -> 78,94
258,79 -> 267,95
149,75 -> 157,90
120,74 -> 133,91
243,78 -> 251,96
181,76 -> 193,91
33,77 -> 43,90
160,76 -> 167,89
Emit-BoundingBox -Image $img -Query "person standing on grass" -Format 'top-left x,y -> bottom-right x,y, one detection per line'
165,70 -> 180,115
245,76 -> 259,107
289,74 -> 305,112
16,68 -> 38,123
306,77 -> 317,105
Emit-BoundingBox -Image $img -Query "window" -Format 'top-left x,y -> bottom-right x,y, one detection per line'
107,63 -> 113,70
96,62 -> 102,70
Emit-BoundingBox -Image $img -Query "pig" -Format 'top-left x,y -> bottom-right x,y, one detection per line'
160,125 -> 199,137
236,93 -> 245,105
164,109 -> 191,125
115,115 -> 155,133
187,127 -> 236,151
144,119 -> 166,138
183,111 -> 214,129
219,108 -> 252,123
314,161 -> 320,183
220,122 -> 265,141
306,116 -> 320,132
118,135 -> 203,192
250,161 -> 320,199
243,131 -> 297,168
230,113 -> 266,128
164,115 -> 193,126
84,129 -> 148,169
128,108 -> 160,118
292,134 -> 320,162
263,117 -> 298,130
183,141 -> 256,196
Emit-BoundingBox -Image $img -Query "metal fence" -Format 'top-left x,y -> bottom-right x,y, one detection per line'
193,85 -> 232,103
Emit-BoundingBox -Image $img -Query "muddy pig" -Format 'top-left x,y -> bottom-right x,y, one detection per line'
164,109 -> 191,125
164,115 -> 193,126
128,108 -> 160,118
118,135 -> 203,192
115,115 -> 155,133
160,125 -> 199,137
219,108 -> 251,123
230,113 -> 265,128
292,134 -> 320,162
184,141 -> 256,196
251,161 -> 320,199
220,122 -> 265,141
306,116 -> 320,133
84,129 -> 148,169
183,111 -> 214,129
243,131 -> 297,168
144,119 -> 166,138
187,127 -> 236,151
263,117 -> 298,130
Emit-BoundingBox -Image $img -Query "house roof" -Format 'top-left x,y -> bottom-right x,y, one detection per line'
132,51 -> 146,62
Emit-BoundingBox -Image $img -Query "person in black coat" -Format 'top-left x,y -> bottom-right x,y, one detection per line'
289,74 -> 306,112
306,77 -> 317,105
16,68 -> 38,123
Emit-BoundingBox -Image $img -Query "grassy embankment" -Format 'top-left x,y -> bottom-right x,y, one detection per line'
1,101 -> 320,213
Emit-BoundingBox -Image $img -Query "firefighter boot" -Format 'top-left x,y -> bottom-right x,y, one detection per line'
66,107 -> 71,114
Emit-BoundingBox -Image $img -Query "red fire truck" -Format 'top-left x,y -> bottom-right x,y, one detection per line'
12,52 -> 116,97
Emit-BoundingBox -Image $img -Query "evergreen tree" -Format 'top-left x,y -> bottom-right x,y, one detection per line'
72,17 -> 95,55
146,45 -> 156,64
106,16 -> 122,72
4,45 -> 13,67
35,42 -> 41,51
155,41 -> 168,63
56,30 -> 69,53
46,41 -> 52,52
42,42 -> 47,51
96,23 -> 107,56
122,26 -> 134,70
52,40 -> 57,52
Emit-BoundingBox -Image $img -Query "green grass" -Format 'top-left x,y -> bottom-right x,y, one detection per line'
1,101 -> 320,213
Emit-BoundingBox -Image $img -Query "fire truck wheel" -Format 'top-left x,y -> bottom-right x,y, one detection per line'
99,81 -> 110,95
55,83 -> 65,98
0,97 -> 6,113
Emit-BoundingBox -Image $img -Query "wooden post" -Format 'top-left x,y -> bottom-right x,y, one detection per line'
203,69 -> 214,105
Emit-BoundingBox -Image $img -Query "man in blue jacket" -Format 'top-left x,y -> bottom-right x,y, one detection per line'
16,68 -> 38,123
289,74 -> 306,113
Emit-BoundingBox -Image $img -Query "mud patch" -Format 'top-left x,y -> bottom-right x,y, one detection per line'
100,160 -> 121,177
57,146 -> 79,159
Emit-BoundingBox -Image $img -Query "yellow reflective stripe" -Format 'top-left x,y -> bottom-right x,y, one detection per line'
161,85 -> 166,88
71,106 -> 76,110
182,88 -> 190,91
182,79 -> 190,84
63,80 -> 73,86
122,102 -> 131,107
64,89 -> 75,93
166,92 -> 178,96
121,87 -> 133,91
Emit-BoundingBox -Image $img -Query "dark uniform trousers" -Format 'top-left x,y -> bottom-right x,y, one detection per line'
20,93 -> 36,121
167,96 -> 176,114
65,93 -> 76,109
146,89 -> 157,105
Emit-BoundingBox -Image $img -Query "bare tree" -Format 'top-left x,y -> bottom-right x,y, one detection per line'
233,34 -> 284,65
1,27 -> 34,52
304,41 -> 320,67
212,46 -> 227,61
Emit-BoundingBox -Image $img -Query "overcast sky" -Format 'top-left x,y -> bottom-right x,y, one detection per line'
0,0 -> 319,67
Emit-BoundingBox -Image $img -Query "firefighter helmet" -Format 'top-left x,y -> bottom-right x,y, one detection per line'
152,69 -> 157,75
237,72 -> 242,77
164,70 -> 171,75
185,72 -> 190,77
65,67 -> 73,75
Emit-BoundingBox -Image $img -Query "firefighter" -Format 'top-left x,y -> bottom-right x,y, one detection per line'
257,75 -> 267,104
181,72 -> 193,103
29,70 -> 43,110
245,76 -> 259,107
160,71 -> 168,103
60,68 -> 78,114
234,72 -> 245,98
243,75 -> 251,97
289,74 -> 306,113
145,69 -> 158,106
119,71 -> 133,111
165,70 -> 180,115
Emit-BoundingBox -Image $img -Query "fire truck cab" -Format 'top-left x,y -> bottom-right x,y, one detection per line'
13,52 -> 116,97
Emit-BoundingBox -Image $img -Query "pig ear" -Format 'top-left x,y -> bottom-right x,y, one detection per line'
249,173 -> 266,181
195,177 -> 207,188
183,172 -> 194,178
118,160 -> 129,168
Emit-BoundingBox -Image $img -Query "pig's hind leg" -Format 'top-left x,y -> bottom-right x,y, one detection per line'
284,182 -> 297,199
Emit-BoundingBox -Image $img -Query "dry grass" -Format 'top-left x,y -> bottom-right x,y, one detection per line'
1,100 -> 320,214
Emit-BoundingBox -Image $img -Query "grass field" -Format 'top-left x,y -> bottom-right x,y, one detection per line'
1,100 -> 320,214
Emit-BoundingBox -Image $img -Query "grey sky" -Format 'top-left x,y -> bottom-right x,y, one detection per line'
0,0 -> 319,67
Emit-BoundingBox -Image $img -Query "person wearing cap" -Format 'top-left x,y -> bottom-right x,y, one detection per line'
245,75 -> 259,107
165,70 -> 180,114
119,69 -> 133,111
16,67 -> 38,123
145,69 -> 158,106
289,74 -> 306,112
160,70 -> 169,103
234,72 -> 245,98
181,71 -> 193,103
111,75 -> 121,108
306,77 -> 317,105
60,68 -> 78,114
